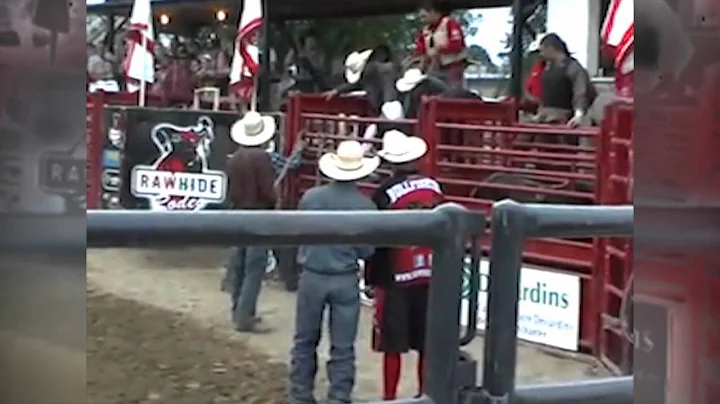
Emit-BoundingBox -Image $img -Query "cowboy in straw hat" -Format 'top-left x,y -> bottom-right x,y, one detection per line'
290,140 -> 379,404
223,111 -> 306,332
325,45 -> 401,116
395,67 -> 481,120
365,129 -> 443,400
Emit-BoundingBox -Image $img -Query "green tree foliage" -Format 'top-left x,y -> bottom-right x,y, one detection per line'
497,2 -> 547,75
275,10 -> 486,77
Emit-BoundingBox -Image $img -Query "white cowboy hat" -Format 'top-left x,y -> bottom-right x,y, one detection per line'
395,68 -> 428,93
230,111 -> 276,146
527,33 -> 546,53
318,140 -> 380,181
344,49 -> 373,84
377,129 -> 428,164
362,100 -> 406,140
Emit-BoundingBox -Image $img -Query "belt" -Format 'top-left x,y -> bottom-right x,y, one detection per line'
303,267 -> 358,276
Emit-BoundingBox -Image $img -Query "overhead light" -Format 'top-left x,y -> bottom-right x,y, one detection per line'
159,14 -> 170,25
216,10 -> 227,21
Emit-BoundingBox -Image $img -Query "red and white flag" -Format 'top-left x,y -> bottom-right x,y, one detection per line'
602,0 -> 633,96
123,0 -> 155,94
601,0 -> 633,70
229,0 -> 263,103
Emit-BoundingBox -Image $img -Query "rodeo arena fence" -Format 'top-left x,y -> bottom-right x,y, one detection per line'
86,201 -> 633,404
85,91 -> 634,373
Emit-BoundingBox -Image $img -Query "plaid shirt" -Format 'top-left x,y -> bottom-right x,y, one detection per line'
268,148 -> 303,178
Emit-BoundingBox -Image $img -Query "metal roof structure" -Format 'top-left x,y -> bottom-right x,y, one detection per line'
87,0 -> 516,20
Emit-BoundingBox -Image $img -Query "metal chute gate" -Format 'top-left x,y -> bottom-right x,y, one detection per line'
281,94 -> 634,364
87,200 -> 633,404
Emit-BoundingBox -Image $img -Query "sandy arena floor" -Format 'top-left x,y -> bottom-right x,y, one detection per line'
87,248 -> 610,403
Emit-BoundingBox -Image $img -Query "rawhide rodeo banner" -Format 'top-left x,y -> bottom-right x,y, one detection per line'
103,107 -> 238,211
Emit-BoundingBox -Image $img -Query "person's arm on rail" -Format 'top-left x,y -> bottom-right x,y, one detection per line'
566,60 -> 594,117
268,139 -> 306,176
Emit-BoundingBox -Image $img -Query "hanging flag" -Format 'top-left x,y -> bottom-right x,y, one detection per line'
123,0 -> 155,94
229,0 -> 263,103
602,0 -> 633,97
601,0 -> 633,69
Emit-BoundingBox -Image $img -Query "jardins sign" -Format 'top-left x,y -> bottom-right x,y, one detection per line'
460,258 -> 582,351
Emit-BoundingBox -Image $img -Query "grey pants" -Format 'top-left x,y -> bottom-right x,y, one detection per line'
290,270 -> 361,404
227,246 -> 268,326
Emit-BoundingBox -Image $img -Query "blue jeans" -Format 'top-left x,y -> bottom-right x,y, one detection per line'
226,246 -> 268,327
289,270 -> 361,404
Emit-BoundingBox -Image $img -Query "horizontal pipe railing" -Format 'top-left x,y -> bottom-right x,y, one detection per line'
435,122 -> 599,136
480,200 -> 634,404
86,206 -> 481,248
512,376 -> 633,404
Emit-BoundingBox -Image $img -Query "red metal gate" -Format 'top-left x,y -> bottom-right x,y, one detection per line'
595,100 -> 634,373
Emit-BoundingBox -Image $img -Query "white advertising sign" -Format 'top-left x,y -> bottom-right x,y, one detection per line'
460,259 -> 581,351
129,116 -> 228,211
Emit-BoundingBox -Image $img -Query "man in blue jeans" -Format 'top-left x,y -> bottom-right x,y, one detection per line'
225,112 -> 304,333
290,140 -> 379,404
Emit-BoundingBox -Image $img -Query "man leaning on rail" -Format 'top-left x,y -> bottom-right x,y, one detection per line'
223,111 -> 305,333
534,33 -> 598,128
289,140 -> 379,404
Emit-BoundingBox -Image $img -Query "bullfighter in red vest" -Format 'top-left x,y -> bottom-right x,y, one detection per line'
365,129 -> 444,400
414,1 -> 468,88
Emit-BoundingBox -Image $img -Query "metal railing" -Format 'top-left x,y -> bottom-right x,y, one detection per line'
476,200 -> 633,404
86,200 -> 634,404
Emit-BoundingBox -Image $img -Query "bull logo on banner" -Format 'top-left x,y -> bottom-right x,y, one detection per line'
130,116 -> 227,211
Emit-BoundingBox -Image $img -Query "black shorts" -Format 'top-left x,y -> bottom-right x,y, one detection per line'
372,284 -> 429,354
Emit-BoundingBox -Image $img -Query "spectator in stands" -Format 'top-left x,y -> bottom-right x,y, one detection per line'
159,47 -> 196,107
224,112 -> 306,332
285,30 -> 328,93
87,43 -> 120,92
290,140 -> 379,404
535,33 -> 597,127
415,0 -> 468,88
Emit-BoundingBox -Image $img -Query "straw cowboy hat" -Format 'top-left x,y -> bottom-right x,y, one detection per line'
318,140 -> 380,181
344,49 -> 373,84
395,68 -> 428,93
230,111 -> 276,146
377,129 -> 428,164
362,100 -> 406,140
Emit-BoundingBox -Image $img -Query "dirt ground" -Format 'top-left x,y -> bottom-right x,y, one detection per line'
87,287 -> 287,404
87,248 -> 609,404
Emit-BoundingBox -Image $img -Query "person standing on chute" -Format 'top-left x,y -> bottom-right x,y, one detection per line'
414,0 -> 468,88
123,0 -> 155,105
601,0 -> 634,98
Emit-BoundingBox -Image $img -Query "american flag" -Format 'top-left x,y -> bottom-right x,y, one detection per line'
229,0 -> 263,103
601,0 -> 633,70
123,0 -> 155,95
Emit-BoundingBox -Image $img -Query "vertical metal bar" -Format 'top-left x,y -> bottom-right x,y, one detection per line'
258,0 -> 271,111
424,206 -> 471,404
459,237 -> 481,346
481,200 -> 527,404
509,0 -> 525,107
